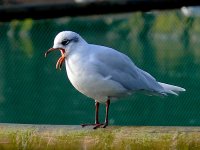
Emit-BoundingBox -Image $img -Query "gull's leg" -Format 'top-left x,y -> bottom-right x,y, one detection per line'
95,101 -> 100,124
102,99 -> 110,128
93,101 -> 104,129
81,101 -> 104,129
81,98 -> 111,129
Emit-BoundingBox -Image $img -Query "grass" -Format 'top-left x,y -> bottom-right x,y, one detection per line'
0,125 -> 200,149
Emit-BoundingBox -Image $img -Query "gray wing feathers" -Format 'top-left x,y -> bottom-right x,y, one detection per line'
92,46 -> 166,95
158,82 -> 186,96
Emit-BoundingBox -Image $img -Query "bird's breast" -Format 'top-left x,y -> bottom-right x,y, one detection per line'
65,56 -> 95,94
64,54 -> 128,102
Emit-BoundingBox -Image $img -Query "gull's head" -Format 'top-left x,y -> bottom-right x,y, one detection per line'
45,31 -> 86,70
53,31 -> 85,52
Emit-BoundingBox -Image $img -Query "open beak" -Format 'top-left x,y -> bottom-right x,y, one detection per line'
45,48 -> 66,70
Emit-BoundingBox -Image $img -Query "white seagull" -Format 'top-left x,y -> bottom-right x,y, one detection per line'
45,31 -> 185,129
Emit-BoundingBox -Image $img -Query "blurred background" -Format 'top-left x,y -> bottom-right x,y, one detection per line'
0,0 -> 200,126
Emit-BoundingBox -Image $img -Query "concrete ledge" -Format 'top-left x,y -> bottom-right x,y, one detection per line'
0,124 -> 200,149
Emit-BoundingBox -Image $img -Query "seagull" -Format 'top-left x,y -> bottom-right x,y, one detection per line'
45,31 -> 186,129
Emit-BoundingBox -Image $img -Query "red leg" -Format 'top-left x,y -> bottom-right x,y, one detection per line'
81,101 -> 104,129
81,98 -> 110,129
102,99 -> 110,128
95,101 -> 100,124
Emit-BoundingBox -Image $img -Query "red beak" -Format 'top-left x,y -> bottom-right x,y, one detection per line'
45,48 -> 66,70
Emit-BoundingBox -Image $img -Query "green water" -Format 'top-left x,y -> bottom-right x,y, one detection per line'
0,11 -> 199,126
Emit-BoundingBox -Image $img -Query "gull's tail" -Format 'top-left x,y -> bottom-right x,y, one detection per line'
158,82 -> 186,96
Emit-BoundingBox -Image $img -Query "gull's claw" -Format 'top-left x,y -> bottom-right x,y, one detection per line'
81,123 -> 108,129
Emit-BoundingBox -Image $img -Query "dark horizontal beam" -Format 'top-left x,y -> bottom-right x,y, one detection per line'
0,0 -> 200,22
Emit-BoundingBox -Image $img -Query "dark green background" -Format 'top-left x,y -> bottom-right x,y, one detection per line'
0,10 -> 198,126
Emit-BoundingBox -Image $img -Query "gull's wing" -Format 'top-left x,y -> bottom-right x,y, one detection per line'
90,45 -> 165,96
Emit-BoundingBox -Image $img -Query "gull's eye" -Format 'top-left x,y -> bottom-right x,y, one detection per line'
61,39 -> 70,45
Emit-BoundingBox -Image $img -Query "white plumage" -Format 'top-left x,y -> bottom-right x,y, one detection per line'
46,31 -> 185,128
52,31 -> 185,102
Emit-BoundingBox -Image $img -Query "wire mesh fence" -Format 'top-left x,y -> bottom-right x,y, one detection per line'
0,9 -> 199,126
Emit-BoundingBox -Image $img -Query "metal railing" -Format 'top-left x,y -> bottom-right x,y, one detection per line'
0,0 -> 200,22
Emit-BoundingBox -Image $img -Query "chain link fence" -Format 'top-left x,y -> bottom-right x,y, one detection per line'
0,9 -> 199,125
